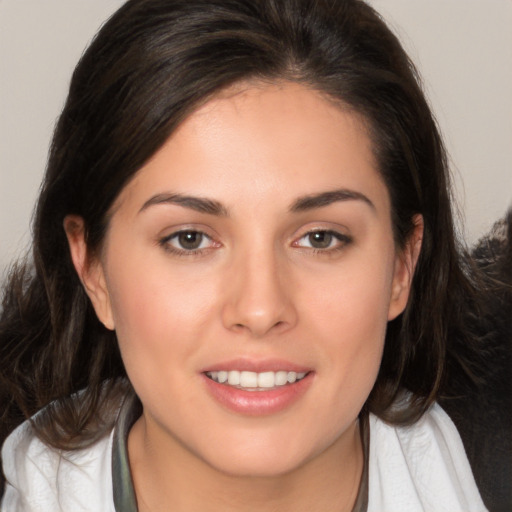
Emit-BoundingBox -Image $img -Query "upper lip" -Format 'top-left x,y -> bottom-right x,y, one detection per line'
199,358 -> 312,374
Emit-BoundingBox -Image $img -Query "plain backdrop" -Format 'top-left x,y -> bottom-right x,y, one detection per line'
1,0 -> 511,279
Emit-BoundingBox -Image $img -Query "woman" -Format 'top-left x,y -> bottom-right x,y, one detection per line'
0,0 -> 492,510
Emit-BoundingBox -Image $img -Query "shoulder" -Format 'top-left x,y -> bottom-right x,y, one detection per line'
1,418 -> 115,512
367,403 -> 488,512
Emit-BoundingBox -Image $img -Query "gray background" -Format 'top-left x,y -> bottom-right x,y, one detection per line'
1,0 -> 511,279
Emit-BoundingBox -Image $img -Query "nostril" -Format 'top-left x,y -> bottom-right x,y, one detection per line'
272,320 -> 286,331
232,323 -> 247,333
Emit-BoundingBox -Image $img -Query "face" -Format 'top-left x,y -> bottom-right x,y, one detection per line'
68,82 -> 419,478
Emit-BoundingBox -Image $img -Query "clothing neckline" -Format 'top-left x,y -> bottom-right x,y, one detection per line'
112,392 -> 140,512
111,392 -> 369,512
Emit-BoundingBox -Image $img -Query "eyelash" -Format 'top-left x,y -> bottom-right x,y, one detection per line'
158,230 -> 217,257
293,230 -> 352,254
158,229 -> 352,257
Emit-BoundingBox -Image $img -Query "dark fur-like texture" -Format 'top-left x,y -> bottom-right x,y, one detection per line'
440,210 -> 512,512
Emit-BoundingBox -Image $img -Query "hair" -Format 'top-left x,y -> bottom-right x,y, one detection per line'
0,0 -> 489,484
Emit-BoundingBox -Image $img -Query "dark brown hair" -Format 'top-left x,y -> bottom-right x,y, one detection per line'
0,0 -> 485,478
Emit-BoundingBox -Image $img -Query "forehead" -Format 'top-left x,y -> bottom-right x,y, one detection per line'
183,81 -> 372,157
112,81 -> 388,217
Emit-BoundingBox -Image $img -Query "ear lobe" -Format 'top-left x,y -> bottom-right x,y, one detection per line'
388,215 -> 424,321
63,215 -> 115,330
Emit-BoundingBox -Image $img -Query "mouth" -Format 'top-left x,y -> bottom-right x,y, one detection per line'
204,370 -> 309,391
201,363 -> 314,415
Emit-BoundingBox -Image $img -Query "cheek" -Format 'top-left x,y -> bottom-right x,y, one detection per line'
104,252 -> 220,382
304,251 -> 394,388
308,250 -> 394,339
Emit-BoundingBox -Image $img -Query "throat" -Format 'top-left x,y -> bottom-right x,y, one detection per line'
127,413 -> 365,512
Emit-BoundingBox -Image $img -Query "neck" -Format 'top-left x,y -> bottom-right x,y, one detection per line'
128,415 -> 364,512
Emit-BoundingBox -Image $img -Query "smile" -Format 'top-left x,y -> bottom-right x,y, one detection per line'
205,370 -> 308,390
202,369 -> 313,415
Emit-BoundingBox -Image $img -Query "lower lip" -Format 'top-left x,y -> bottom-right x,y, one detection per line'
201,373 -> 314,416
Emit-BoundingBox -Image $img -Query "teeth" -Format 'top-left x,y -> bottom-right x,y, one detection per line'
240,371 -> 258,387
206,370 -> 308,389
258,371 -> 275,388
275,371 -> 288,386
228,371 -> 240,385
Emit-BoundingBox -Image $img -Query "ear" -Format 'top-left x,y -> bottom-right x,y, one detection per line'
63,215 -> 115,330
388,215 -> 424,321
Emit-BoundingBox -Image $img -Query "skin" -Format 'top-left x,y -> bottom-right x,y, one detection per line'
65,81 -> 422,511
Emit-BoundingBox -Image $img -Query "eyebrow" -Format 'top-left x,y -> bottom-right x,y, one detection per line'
290,189 -> 375,213
139,193 -> 229,216
139,188 -> 374,216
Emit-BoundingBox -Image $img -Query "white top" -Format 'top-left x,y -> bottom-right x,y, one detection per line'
367,405 -> 487,511
1,403 -> 488,512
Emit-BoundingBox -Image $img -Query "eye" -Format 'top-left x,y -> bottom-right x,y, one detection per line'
294,230 -> 351,251
160,230 -> 215,253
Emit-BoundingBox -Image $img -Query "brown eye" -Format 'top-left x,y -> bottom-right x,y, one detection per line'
294,230 -> 351,252
177,231 -> 204,250
161,230 -> 214,253
308,231 -> 333,249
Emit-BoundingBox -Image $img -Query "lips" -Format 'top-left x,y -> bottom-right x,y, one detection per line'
201,360 -> 313,415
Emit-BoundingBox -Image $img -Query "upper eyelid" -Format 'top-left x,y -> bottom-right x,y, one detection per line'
159,228 -> 350,240
162,229 -> 215,244
158,226 -> 351,247
163,228 -> 210,237
293,226 -> 350,240
159,229 -> 218,256
300,228 -> 347,236
160,225 -> 216,240
292,229 -> 352,250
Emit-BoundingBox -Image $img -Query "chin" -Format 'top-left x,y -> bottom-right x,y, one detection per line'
191,423 -> 337,479
203,448 -> 312,479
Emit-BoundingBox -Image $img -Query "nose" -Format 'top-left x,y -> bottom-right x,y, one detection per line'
221,249 -> 298,338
